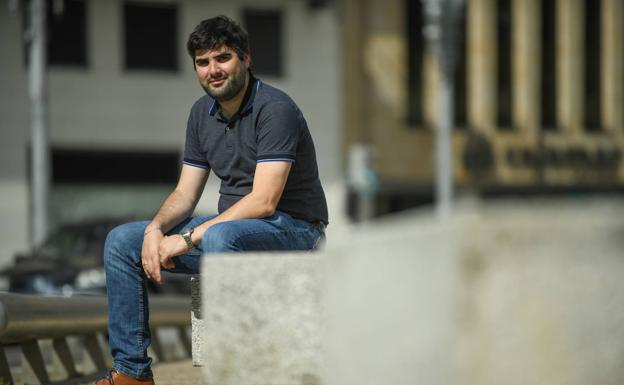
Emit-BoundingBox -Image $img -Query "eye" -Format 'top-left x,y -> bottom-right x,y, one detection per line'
216,54 -> 232,63
195,59 -> 208,67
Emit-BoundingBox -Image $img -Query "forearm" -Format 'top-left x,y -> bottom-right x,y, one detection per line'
147,189 -> 198,233
190,191 -> 274,244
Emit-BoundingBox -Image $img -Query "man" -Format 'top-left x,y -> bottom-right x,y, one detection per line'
96,15 -> 328,385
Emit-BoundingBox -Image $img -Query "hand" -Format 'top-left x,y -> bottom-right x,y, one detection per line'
141,228 -> 164,284
157,235 -> 189,272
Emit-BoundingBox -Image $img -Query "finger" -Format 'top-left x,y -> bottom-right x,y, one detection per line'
153,262 -> 162,285
141,259 -> 152,279
144,254 -> 159,281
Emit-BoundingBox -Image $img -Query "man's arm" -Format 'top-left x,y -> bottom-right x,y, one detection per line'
157,161 -> 291,265
142,164 -> 209,283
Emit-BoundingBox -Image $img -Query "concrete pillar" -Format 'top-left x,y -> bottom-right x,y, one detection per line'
512,0 -> 540,137
602,0 -> 624,134
468,0 -> 497,134
556,0 -> 584,134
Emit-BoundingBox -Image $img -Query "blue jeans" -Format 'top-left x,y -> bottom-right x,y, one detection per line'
103,211 -> 324,379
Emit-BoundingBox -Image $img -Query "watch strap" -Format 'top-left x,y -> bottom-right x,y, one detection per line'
182,228 -> 195,249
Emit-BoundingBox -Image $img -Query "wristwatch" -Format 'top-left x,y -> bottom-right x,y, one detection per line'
181,228 -> 195,250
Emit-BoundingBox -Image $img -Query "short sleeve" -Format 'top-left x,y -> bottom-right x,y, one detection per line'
256,101 -> 301,163
183,104 -> 210,170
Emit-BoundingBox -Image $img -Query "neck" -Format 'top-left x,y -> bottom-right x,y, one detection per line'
220,73 -> 250,119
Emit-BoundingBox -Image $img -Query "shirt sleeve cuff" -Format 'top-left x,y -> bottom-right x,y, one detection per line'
256,153 -> 296,163
183,158 -> 210,170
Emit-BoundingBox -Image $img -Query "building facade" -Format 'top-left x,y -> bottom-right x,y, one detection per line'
342,0 -> 624,215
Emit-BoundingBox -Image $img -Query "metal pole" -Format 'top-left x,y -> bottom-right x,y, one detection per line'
28,0 -> 50,247
423,0 -> 464,218
436,70 -> 454,218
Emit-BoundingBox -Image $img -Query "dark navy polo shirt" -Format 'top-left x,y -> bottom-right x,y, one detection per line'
183,77 -> 328,225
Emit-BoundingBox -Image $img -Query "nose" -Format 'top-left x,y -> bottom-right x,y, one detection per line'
207,62 -> 223,79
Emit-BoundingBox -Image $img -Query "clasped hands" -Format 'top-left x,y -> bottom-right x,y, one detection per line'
140,229 -> 190,285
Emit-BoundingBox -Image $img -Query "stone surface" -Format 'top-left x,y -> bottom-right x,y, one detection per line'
324,213 -> 457,385
194,198 -> 624,385
325,197 -> 624,385
201,253 -> 322,385
454,198 -> 624,385
190,275 -> 203,367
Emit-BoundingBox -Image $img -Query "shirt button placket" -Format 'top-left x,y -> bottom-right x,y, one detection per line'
225,122 -> 233,150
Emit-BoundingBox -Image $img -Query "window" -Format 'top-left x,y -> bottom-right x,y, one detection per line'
540,0 -> 557,130
124,2 -> 178,72
243,9 -> 284,77
406,0 -> 424,126
52,148 -> 180,184
48,0 -> 87,66
496,0 -> 512,129
584,0 -> 601,131
23,0 -> 87,67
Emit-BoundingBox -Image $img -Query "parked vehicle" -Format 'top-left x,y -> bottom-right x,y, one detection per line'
0,218 -> 191,296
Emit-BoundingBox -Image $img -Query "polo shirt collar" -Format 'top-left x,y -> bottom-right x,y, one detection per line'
208,72 -> 260,122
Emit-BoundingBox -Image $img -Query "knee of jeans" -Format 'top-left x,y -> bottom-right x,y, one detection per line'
104,224 -> 137,267
201,223 -> 240,253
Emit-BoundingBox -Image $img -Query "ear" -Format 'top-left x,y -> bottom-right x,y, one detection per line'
242,53 -> 251,68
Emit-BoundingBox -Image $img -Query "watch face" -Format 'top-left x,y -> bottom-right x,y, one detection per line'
182,229 -> 194,248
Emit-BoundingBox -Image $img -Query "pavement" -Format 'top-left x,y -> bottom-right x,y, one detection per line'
151,360 -> 203,385
78,360 -> 203,385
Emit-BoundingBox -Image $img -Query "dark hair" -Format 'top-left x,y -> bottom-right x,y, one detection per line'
186,15 -> 250,61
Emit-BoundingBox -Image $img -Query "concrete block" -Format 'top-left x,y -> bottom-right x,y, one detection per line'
323,218 -> 457,385
190,275 -> 203,367
200,253 -> 322,385
195,198 -> 624,385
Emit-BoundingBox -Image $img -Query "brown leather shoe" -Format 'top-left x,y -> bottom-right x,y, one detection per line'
94,370 -> 155,385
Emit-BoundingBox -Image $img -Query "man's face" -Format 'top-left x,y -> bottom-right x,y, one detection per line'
194,46 -> 250,102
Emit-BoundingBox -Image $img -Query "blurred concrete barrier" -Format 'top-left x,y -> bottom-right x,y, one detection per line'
453,198 -> 624,385
324,215 -> 457,385
198,198 -> 624,385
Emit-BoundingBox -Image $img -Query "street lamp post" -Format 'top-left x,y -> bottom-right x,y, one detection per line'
27,0 -> 51,247
422,0 -> 464,218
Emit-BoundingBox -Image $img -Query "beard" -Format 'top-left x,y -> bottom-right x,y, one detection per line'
202,67 -> 247,102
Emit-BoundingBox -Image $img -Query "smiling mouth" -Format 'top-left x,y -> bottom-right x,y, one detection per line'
209,78 -> 226,87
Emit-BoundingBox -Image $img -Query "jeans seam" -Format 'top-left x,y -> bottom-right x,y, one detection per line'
233,226 -> 319,249
136,269 -> 145,379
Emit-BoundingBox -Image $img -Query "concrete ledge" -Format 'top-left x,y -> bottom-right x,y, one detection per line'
194,199 -> 624,385
200,253 -> 322,385
190,275 -> 202,367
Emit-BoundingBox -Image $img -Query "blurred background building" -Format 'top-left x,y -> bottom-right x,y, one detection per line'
0,0 -> 622,266
343,0 -> 623,216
